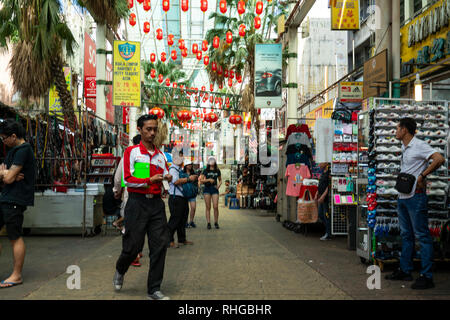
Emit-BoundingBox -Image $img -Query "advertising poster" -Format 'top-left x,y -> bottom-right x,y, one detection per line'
331,0 -> 360,30
254,43 -> 282,109
49,67 -> 71,117
339,81 -> 363,102
113,41 -> 141,107
84,32 -> 96,112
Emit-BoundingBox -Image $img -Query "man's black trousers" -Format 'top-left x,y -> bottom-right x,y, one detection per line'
115,193 -> 169,295
168,195 -> 189,243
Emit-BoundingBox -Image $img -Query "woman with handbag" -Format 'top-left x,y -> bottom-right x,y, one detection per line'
315,162 -> 331,241
184,160 -> 199,228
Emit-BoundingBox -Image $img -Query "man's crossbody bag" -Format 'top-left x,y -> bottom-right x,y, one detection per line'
395,152 -> 416,194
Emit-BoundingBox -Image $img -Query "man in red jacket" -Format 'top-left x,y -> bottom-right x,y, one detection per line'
113,114 -> 173,300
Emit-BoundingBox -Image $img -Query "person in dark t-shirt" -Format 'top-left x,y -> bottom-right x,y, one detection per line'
0,119 -> 35,288
315,162 -> 331,241
199,157 -> 222,229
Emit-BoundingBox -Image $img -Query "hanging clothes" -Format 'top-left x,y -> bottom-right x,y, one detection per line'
286,124 -> 312,140
286,152 -> 311,168
314,118 -> 333,163
285,163 -> 311,197
286,132 -> 311,149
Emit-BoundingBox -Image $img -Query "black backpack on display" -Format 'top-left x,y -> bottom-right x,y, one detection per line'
331,109 -> 352,123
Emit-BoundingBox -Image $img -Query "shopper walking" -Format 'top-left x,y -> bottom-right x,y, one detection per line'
183,160 -> 199,228
113,114 -> 172,300
385,118 -> 444,290
200,157 -> 222,229
315,162 -> 331,241
0,119 -> 35,289
113,134 -> 143,267
167,155 -> 197,247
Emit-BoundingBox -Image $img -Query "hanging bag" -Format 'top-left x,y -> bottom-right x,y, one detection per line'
297,189 -> 318,223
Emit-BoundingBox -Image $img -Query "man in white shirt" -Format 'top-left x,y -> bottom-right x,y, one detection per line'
385,118 -> 444,290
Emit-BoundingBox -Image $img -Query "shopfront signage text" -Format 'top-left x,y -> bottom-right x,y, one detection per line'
113,41 -> 141,108
331,0 -> 360,30
339,81 -> 363,102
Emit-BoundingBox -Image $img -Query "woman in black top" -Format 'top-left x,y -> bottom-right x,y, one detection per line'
199,157 -> 222,229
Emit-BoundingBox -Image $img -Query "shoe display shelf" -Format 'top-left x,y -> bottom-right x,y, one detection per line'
370,98 -> 449,264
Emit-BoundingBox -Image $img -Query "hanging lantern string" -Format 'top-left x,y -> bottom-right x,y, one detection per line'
142,101 -> 244,113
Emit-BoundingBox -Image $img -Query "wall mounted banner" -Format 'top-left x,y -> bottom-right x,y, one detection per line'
113,41 -> 141,107
331,0 -> 360,30
255,43 -> 282,109
49,67 -> 71,117
84,32 -> 96,112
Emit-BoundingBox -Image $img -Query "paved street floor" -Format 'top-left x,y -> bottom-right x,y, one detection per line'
1,199 -> 449,300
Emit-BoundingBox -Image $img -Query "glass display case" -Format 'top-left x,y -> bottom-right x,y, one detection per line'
356,111 -> 372,263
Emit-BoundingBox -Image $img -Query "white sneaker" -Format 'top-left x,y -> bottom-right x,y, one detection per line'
423,122 -> 438,129
431,181 -> 448,188
376,146 -> 389,152
377,112 -> 390,118
427,189 -> 446,196
387,146 -> 402,152
431,139 -> 446,145
378,163 -> 388,169
388,113 -> 400,119
376,154 -> 388,160
424,114 -> 435,120
384,188 -> 398,195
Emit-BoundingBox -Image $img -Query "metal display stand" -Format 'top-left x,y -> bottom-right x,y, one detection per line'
357,98 -> 449,265
356,110 -> 372,263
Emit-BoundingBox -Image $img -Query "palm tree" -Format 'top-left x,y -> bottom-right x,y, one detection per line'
205,0 -> 288,132
0,0 -> 78,128
76,0 -> 129,31
142,60 -> 192,147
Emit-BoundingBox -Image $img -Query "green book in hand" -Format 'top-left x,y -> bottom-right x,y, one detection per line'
121,162 -> 150,187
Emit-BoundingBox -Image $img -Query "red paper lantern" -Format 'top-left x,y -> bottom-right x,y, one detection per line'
150,53 -> 156,63
256,1 -> 263,15
129,13 -> 136,26
228,78 -> 233,87
143,22 -> 150,33
229,70 -> 234,79
204,55 -> 209,66
239,24 -> 246,37
213,36 -> 220,49
254,16 -> 261,29
181,0 -> 189,11
161,52 -> 166,62
177,110 -> 192,122
204,112 -> 218,123
219,0 -> 227,13
156,28 -> 163,40
229,114 -> 243,125
200,0 -> 208,12
178,39 -> 185,49
192,43 -> 198,54
181,47 -> 188,57
173,82 -> 178,88
219,83 -> 223,89
143,0 -> 151,11
237,73 -> 242,83
218,65 -> 223,76
191,141 -> 198,148
202,40 -> 208,51
137,0 -> 144,3
150,107 -> 165,119
150,68 -> 156,78
210,84 -> 214,92
158,74 -> 164,83
196,51 -> 202,60
224,69 -> 228,78
226,31 -> 233,44
162,0 -> 170,12
168,34 -> 174,46
171,50 -> 177,60
165,78 -> 171,86
128,0 -> 133,9
237,1 -> 245,15
209,95 -> 214,103
211,61 -> 217,72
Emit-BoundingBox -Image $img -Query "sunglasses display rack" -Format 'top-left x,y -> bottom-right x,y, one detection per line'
358,98 -> 450,264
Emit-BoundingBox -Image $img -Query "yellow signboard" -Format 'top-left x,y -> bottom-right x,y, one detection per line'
113,41 -> 141,107
305,99 -> 335,130
49,67 -> 71,117
400,0 -> 450,78
331,0 -> 360,30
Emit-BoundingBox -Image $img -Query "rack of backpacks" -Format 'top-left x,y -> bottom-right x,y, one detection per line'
363,98 -> 450,263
